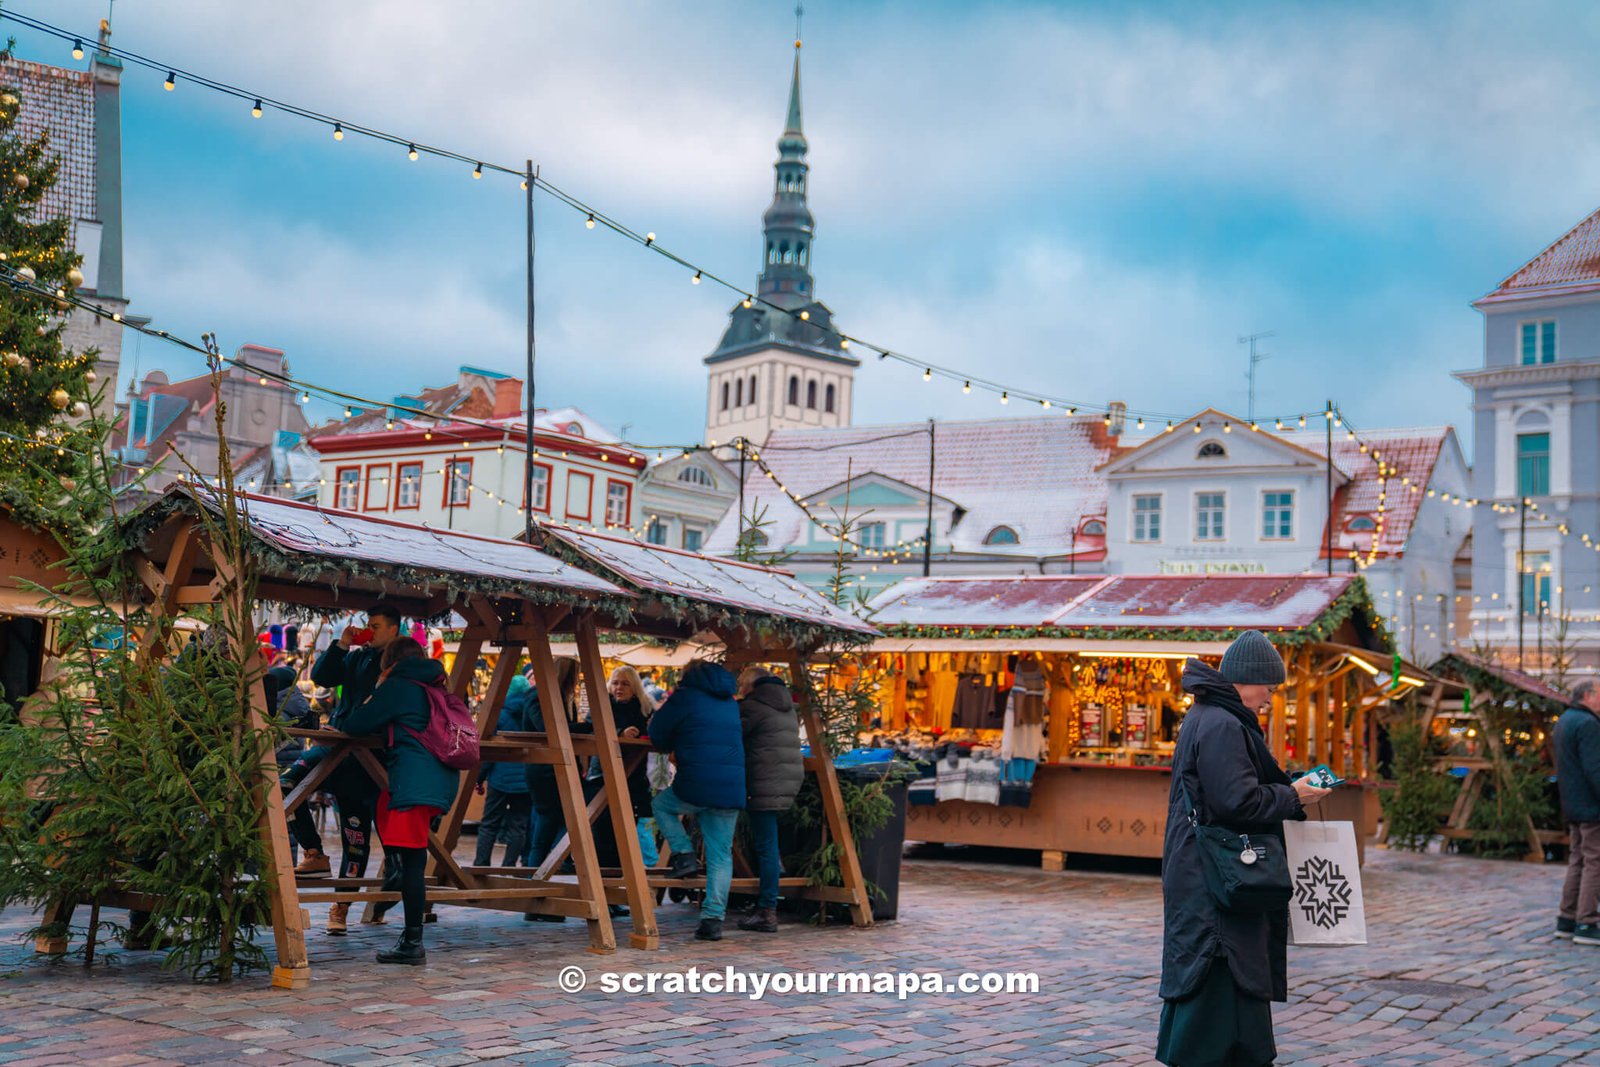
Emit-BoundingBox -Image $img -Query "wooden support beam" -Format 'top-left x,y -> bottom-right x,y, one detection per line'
787,649 -> 873,928
279,741 -> 351,815
438,627 -> 520,855
524,609 -> 616,954
574,613 -> 659,949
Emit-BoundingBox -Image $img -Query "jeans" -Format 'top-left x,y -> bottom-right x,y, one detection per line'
1560,820 -> 1600,925
653,786 -> 738,921
474,788 -> 532,867
526,786 -> 566,868
637,817 -> 660,867
747,809 -> 782,909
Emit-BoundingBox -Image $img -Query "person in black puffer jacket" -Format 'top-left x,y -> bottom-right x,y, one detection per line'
734,667 -> 804,933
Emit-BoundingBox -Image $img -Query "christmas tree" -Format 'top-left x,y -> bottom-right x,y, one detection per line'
0,40 -> 100,529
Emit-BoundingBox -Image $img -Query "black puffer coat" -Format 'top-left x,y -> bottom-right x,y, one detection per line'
740,676 -> 804,812
1160,658 -> 1304,1003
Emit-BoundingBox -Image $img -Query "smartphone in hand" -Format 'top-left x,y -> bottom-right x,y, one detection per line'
1300,764 -> 1345,789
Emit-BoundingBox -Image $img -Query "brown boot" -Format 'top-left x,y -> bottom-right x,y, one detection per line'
326,902 -> 349,936
738,907 -> 779,933
294,849 -> 331,875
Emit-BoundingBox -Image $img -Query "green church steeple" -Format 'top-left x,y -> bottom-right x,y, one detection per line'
759,39 -> 815,308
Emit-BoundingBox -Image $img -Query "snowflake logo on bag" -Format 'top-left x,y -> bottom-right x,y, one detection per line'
1293,855 -> 1353,929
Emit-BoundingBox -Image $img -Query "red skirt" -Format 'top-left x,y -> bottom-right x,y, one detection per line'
375,791 -> 441,849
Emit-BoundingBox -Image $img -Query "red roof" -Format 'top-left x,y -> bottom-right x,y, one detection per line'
871,574 -> 1361,634
1477,205 -> 1600,305
1278,427 -> 1452,559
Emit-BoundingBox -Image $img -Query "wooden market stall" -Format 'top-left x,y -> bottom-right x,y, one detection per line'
41,486 -> 873,989
861,574 -> 1403,869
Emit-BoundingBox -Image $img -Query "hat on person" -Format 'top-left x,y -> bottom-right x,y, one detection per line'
508,674 -> 531,697
1218,630 -> 1286,686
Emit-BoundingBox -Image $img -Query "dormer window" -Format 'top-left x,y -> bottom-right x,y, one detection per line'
1197,441 -> 1227,459
984,525 -> 1020,546
1080,519 -> 1106,536
677,467 -> 715,488
1346,515 -> 1377,532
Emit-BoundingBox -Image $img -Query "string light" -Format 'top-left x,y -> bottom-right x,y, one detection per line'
407,143 -> 418,160
585,213 -> 596,229
163,70 -> 175,91
963,381 -> 971,394
472,162 -> 483,179
332,122 -> 344,140
251,98 -> 263,117
1000,391 -> 1009,405
692,271 -> 702,285
922,368 -> 931,381
71,38 -> 83,60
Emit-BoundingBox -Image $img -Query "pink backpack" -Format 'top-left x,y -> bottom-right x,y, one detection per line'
398,681 -> 480,770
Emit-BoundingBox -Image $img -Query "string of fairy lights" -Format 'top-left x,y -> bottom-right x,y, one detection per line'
4,9 -> 1345,432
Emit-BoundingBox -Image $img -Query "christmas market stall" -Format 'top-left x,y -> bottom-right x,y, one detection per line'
39,485 -> 876,989
0,507 -> 68,716
862,574 -> 1400,869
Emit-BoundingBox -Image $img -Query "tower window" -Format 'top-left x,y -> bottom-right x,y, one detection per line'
720,381 -> 730,412
735,378 -> 743,407
788,375 -> 799,406
1520,320 -> 1556,365
748,374 -> 758,407
807,381 -> 818,409
825,383 -> 836,414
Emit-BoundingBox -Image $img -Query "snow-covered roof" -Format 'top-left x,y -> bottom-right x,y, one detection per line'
4,58 -> 96,226
870,573 -> 1364,634
1476,205 -> 1600,305
540,523 -> 876,637
704,416 -> 1117,557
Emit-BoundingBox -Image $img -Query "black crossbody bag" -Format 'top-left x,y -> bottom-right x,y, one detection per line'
1179,774 -> 1291,913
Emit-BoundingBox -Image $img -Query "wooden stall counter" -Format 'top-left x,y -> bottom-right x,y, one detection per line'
906,762 -> 1374,870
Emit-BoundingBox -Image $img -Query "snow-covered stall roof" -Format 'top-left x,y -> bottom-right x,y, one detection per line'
870,574 -> 1373,639
539,524 -> 877,639
126,486 -> 628,607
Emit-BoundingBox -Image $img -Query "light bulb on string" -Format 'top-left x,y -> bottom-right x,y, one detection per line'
585,213 -> 596,229
1298,415 -> 1306,428
164,71 -> 176,91
72,39 -> 84,60
962,381 -> 971,394
473,163 -> 483,179
251,99 -> 263,118
1000,391 -> 1009,405
692,271 -> 702,285
741,295 -> 753,308
1136,417 -> 1145,430
407,144 -> 419,160
332,122 -> 344,140
923,368 -> 932,381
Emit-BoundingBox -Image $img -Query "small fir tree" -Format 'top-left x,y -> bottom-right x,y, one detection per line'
0,41 -> 100,528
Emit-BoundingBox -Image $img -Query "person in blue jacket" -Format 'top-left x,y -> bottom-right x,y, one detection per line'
474,675 -> 534,867
648,660 -> 745,941
342,637 -> 461,966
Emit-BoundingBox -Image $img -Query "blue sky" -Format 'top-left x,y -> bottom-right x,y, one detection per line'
12,0 -> 1600,453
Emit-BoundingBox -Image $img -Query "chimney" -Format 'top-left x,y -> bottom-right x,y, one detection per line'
1107,401 -> 1127,438
492,377 -> 524,419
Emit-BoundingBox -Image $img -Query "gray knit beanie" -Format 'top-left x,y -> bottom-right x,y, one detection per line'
1218,630 -> 1286,685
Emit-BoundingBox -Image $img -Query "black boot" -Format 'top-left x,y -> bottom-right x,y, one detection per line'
695,918 -> 723,941
376,926 -> 426,965
669,852 -> 705,879
738,907 -> 779,933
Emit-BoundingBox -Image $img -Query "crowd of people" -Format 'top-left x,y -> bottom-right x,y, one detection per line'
271,604 -> 809,964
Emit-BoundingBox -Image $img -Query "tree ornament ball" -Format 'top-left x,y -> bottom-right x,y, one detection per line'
60,477 -> 76,492
16,265 -> 34,283
12,172 -> 28,190
17,356 -> 30,370
1,351 -> 17,367
34,324 -> 45,336
66,267 -> 83,288
49,387 -> 69,410
71,400 -> 89,418
85,369 -> 97,384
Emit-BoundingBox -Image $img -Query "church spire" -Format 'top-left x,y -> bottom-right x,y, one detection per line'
757,33 -> 815,309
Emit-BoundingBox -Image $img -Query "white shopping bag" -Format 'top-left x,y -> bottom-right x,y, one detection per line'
1283,820 -> 1367,946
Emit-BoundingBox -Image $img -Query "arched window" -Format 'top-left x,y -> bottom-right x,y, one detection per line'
984,525 -> 1020,545
788,375 -> 799,406
806,381 -> 818,409
678,467 -> 715,488
748,374 -> 758,406
824,383 -> 836,413
767,242 -> 776,264
1080,519 -> 1106,536
735,378 -> 743,407
1197,441 -> 1227,459
720,381 -> 730,411
1347,515 -> 1377,532
797,242 -> 807,265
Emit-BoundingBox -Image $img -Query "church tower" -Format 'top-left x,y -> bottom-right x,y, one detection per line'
703,33 -> 857,447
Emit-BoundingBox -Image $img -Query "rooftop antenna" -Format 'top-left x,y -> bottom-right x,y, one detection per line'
795,1 -> 804,46
1239,331 -> 1275,423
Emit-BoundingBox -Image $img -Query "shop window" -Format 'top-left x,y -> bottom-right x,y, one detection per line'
1261,490 -> 1294,540
1132,494 -> 1161,542
983,525 -> 1019,545
1195,492 -> 1225,541
1517,432 -> 1550,497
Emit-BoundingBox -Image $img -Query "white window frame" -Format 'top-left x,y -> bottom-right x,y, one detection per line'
395,462 -> 422,509
1519,319 -> 1557,365
1194,490 -> 1226,542
1260,490 -> 1294,541
1131,493 -> 1162,543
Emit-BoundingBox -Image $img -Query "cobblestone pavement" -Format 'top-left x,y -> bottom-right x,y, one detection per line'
0,844 -> 1595,1066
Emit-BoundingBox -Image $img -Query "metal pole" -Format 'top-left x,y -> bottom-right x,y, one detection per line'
1325,400 -> 1333,577
923,420 -> 936,577
523,160 -> 537,542
1070,527 -> 1077,575
738,438 -> 746,546
1518,497 -> 1527,670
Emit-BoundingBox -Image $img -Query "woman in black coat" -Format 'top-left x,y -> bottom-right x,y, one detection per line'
1159,631 -> 1329,1067
734,667 -> 804,933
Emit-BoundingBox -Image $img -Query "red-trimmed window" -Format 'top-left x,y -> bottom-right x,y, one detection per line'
527,461 -> 552,513
364,464 -> 391,511
335,466 -> 361,510
443,457 -> 472,508
605,479 -> 632,528
394,462 -> 423,510
566,470 -> 594,521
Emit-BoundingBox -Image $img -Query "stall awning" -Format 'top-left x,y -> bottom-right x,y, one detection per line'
867,637 -> 1233,656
